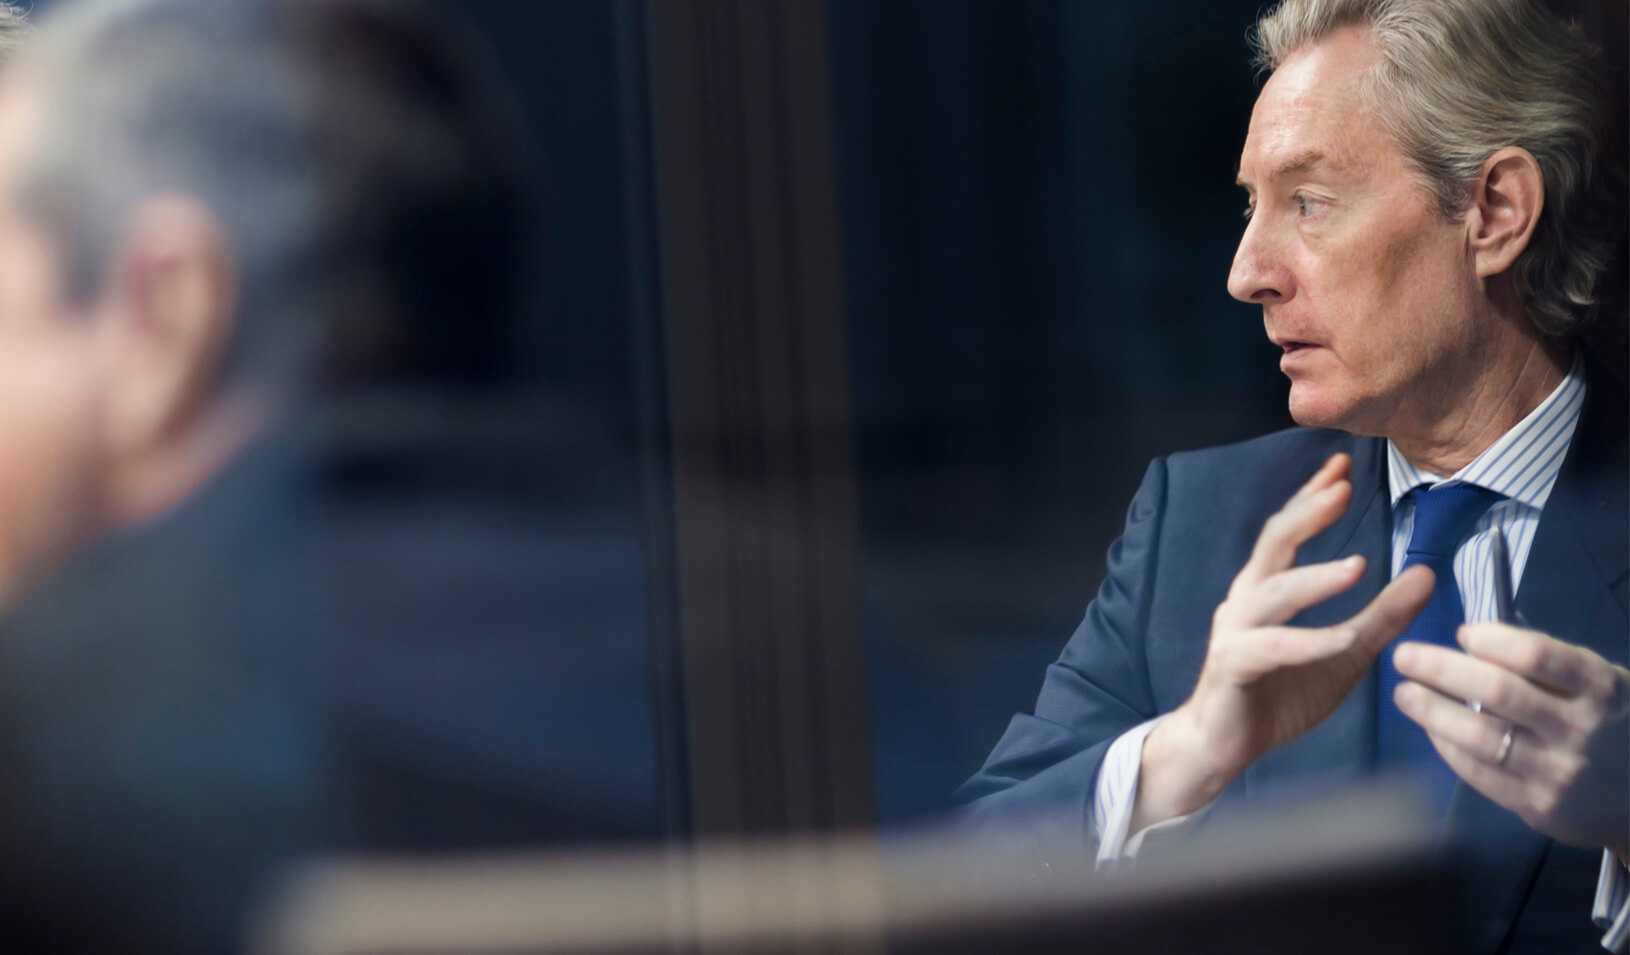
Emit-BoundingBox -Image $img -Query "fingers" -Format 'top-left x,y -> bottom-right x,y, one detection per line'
1393,642 -> 1571,741
1409,685 -> 1589,839
1250,624 -> 1363,670
1281,451 -> 1348,502
1458,622 -> 1605,699
1346,564 -> 1435,657
1395,680 -> 1537,770
1235,454 -> 1353,591
1214,623 -> 1365,683
1222,555 -> 1367,628
1430,735 -> 1529,812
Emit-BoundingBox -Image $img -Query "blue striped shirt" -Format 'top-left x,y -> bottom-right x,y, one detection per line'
1385,353 -> 1585,623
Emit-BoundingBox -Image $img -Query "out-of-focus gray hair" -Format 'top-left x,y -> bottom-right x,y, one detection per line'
16,0 -> 324,383
1252,0 -> 1619,337
0,3 -> 28,59
12,0 -> 533,390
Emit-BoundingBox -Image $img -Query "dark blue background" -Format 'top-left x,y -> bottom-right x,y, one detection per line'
826,0 -> 1294,822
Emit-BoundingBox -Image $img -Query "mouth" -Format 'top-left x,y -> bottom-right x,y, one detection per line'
1271,335 -> 1325,373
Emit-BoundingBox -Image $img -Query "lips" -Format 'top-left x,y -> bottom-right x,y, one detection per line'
1270,333 -> 1325,373
1269,334 -> 1322,353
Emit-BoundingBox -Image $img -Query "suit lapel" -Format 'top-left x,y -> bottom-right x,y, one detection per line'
1447,357 -> 1629,955
1516,356 -> 1629,663
1244,434 -> 1391,799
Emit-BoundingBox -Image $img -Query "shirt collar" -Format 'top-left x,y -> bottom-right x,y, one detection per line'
1386,351 -> 1586,510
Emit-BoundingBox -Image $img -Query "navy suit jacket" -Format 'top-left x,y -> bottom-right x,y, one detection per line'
960,358 -> 1628,954
0,410 -> 666,954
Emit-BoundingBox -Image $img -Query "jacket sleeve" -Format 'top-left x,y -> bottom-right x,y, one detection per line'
955,456 -> 1170,851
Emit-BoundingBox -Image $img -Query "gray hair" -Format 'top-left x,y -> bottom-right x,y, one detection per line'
0,3 -> 29,58
16,0 -> 324,384
12,0 -> 533,389
1252,0 -> 1619,337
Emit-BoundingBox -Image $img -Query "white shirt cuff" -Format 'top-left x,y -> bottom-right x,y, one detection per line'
1090,715 -> 1209,869
1592,850 -> 1628,952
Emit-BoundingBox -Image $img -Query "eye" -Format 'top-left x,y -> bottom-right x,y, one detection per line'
1242,202 -> 1256,220
1295,193 -> 1325,217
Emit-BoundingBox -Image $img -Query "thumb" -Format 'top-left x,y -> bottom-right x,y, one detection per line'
1346,564 -> 1434,659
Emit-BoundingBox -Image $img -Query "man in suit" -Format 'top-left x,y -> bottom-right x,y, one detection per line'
961,1 -> 1628,951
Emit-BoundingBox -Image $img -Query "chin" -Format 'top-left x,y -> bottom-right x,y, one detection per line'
1287,382 -> 1358,432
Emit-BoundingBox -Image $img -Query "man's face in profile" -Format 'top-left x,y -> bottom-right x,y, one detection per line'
1228,26 -> 1483,438
0,75 -> 107,601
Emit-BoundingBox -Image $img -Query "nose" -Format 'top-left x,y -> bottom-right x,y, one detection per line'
1227,216 -> 1292,305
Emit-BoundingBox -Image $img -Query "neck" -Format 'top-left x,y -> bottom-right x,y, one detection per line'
103,389 -> 276,532
1388,325 -> 1569,477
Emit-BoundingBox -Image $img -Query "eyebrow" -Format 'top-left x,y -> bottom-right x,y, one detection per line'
1235,149 -> 1362,191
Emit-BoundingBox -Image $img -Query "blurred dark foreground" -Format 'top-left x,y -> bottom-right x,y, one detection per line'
252,784 -> 1460,955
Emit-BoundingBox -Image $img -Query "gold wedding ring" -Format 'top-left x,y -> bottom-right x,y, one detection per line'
1494,726 -> 1515,766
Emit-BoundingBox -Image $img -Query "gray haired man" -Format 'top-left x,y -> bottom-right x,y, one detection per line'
963,2 -> 1628,951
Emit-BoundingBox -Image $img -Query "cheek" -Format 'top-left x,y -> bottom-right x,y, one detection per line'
0,225 -> 106,598
1299,258 -> 1395,384
0,338 -> 103,600
0,220 -> 67,321
1377,207 -> 1470,299
1321,220 -> 1465,373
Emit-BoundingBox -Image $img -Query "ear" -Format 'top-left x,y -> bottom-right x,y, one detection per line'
1465,146 -> 1544,280
96,195 -> 236,460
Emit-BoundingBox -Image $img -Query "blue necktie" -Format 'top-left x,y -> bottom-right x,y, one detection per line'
1377,483 -> 1502,810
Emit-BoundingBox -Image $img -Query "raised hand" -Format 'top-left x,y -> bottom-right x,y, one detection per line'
1131,453 -> 1434,832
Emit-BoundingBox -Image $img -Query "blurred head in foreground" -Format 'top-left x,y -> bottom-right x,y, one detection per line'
0,1 -> 535,951
0,0 -> 529,607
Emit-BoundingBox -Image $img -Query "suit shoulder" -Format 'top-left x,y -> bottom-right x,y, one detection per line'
1164,427 -> 1358,476
1154,428 -> 1371,516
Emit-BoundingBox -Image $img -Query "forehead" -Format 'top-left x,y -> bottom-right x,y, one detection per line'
1239,25 -> 1391,184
